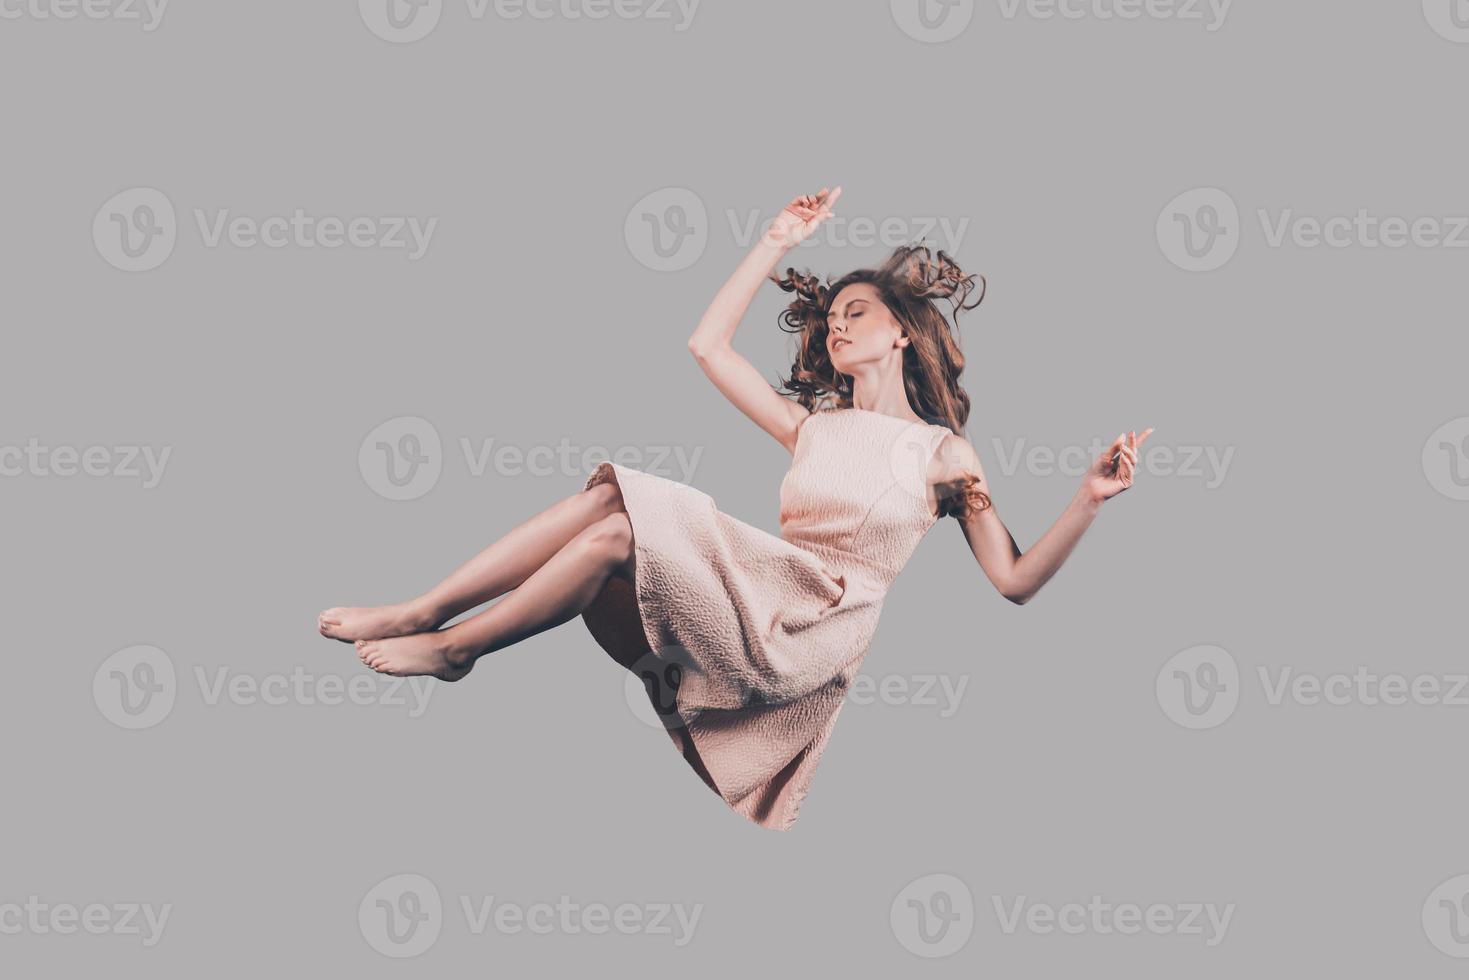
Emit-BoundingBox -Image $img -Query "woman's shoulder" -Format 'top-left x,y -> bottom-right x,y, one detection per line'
927,427 -> 983,480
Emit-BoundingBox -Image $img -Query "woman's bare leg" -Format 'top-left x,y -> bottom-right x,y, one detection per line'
319,480 -> 625,642
354,510 -> 636,681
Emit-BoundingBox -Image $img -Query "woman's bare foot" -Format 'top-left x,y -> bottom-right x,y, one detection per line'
355,633 -> 474,682
318,600 -> 439,643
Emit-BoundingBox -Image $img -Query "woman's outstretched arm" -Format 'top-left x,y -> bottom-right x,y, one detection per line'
934,428 -> 1152,604
688,187 -> 842,453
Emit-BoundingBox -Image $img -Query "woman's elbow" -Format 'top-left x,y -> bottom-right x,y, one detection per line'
1001,584 -> 1033,605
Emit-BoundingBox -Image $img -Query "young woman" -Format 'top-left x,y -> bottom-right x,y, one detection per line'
318,186 -> 1153,830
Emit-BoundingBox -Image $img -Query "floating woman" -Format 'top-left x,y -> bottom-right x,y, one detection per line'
318,186 -> 1154,830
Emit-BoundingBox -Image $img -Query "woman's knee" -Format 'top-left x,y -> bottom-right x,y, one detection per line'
577,511 -> 634,567
582,479 -> 625,516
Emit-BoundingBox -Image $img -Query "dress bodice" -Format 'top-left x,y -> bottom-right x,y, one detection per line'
778,407 -> 952,592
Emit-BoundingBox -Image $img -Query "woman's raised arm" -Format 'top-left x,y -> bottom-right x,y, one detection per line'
688,188 -> 842,453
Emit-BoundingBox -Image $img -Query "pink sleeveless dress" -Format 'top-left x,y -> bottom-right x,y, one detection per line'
580,406 -> 954,831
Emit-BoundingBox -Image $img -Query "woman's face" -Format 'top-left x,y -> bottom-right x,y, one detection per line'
824,282 -> 904,368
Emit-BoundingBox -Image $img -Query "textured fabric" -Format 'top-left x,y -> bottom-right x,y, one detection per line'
580,406 -> 953,830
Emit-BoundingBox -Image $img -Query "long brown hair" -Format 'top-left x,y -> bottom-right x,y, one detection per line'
770,242 -> 991,520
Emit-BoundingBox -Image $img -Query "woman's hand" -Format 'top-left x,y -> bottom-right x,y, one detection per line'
762,186 -> 843,249
1082,428 -> 1155,503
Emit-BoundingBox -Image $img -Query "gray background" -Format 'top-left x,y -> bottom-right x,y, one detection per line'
4,0 -> 1467,973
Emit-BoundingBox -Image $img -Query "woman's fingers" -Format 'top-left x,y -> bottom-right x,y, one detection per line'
787,187 -> 841,226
